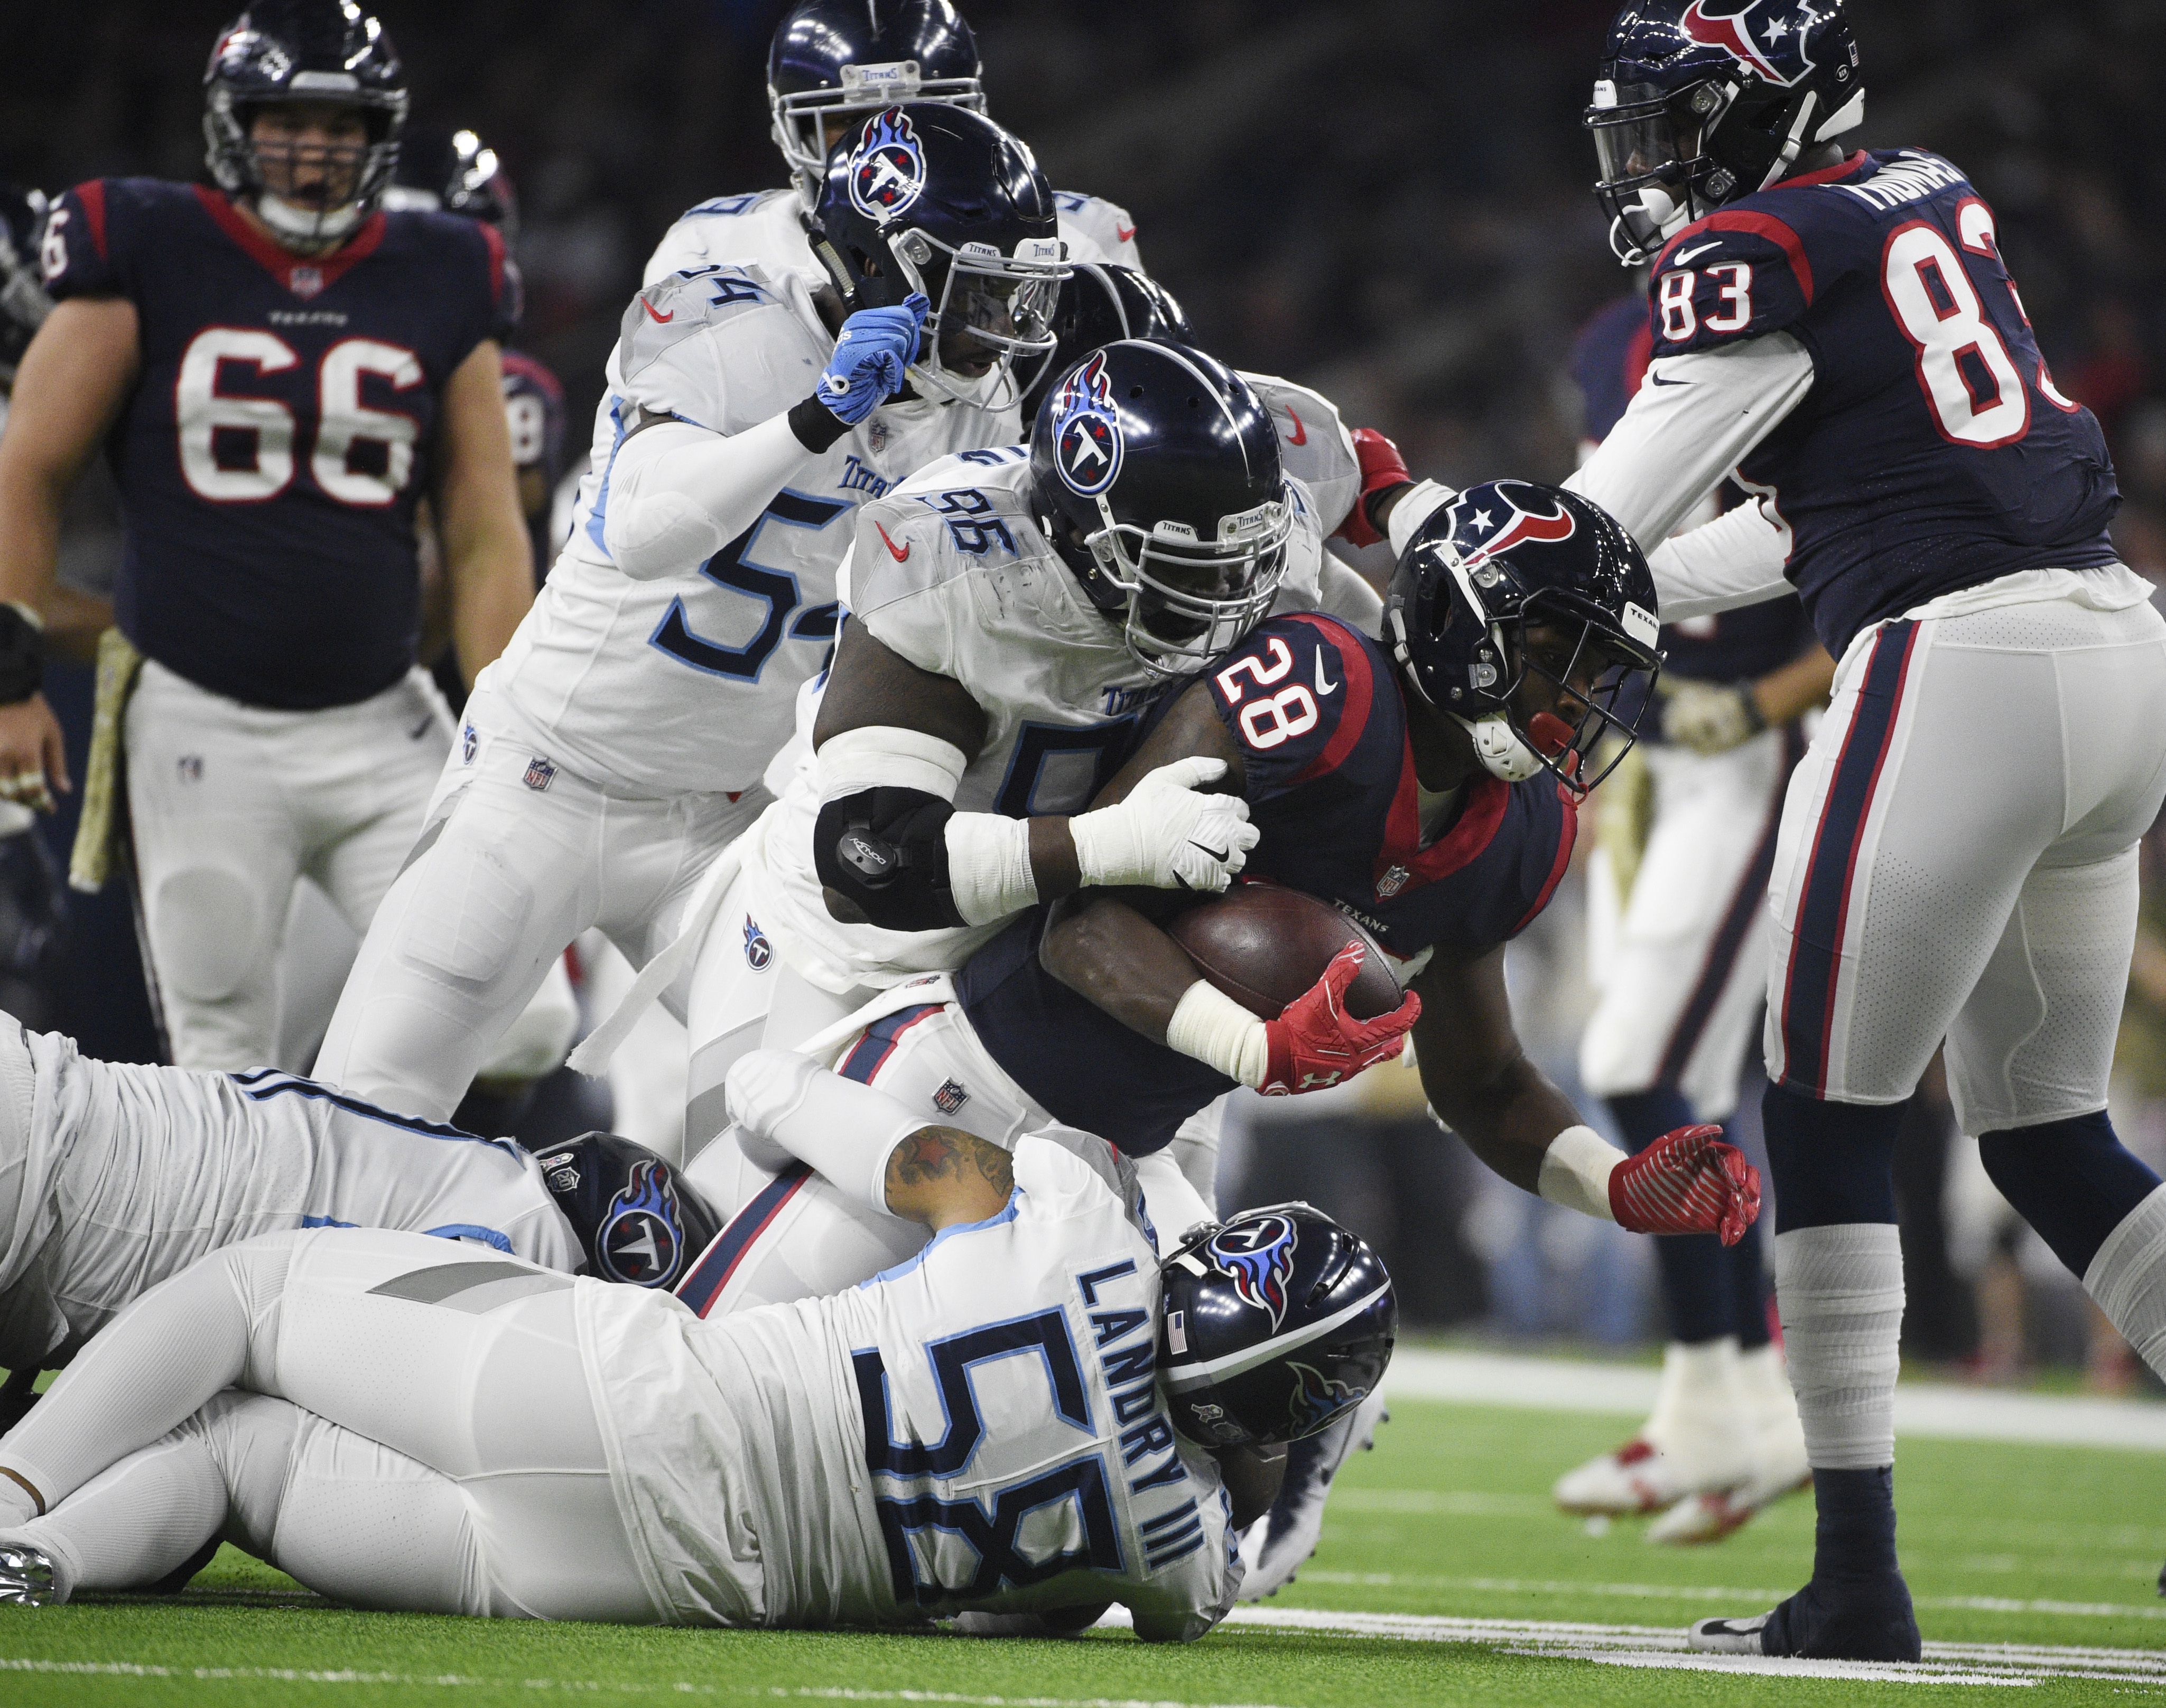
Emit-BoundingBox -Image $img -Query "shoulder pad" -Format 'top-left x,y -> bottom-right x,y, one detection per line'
1205,612 -> 1385,796
618,264 -> 789,377
851,457 -> 1040,611
1243,374 -> 1358,530
1502,781 -> 1578,939
1646,211 -> 1821,357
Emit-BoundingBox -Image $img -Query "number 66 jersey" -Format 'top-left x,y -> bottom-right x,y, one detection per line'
1644,148 -> 2119,658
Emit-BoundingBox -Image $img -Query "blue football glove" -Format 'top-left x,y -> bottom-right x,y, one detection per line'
817,293 -> 928,426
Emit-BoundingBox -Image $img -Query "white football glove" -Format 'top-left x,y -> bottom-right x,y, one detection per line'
1659,678 -> 1764,756
1068,757 -> 1258,892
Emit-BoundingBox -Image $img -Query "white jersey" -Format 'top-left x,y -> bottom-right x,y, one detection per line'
643,187 -> 1142,291
480,263 -> 1017,796
0,1023 -> 578,1368
737,446 -> 1336,991
583,1135 -> 1238,1636
1242,372 -> 1359,537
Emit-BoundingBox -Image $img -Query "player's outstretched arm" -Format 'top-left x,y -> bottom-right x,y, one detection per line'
0,297 -> 140,809
434,339 -> 534,687
1413,946 -> 1760,1243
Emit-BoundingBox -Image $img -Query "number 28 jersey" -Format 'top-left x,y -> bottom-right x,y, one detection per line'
1647,149 -> 2119,657
40,178 -> 516,710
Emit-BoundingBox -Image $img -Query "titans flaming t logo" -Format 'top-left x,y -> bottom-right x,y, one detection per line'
600,1159 -> 685,1287
848,107 -> 927,221
1053,351 -> 1123,497
1210,1214 -> 1298,1329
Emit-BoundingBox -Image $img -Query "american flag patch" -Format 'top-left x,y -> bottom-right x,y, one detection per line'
524,756 -> 557,792
932,1078 -> 970,1116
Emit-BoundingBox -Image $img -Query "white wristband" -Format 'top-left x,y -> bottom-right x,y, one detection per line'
1165,980 -> 1269,1089
1536,1124 -> 1621,1221
944,812 -> 1038,927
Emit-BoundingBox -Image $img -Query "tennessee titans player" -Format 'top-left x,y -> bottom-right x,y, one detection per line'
1561,0 -> 2166,1661
645,0 -> 1143,293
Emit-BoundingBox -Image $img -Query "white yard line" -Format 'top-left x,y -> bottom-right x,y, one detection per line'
1386,1347 -> 2166,1450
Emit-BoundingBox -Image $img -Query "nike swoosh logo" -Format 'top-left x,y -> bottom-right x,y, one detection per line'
1281,406 -> 1307,447
1116,225 -> 1137,242
642,299 -> 674,324
1671,241 -> 1722,266
875,522 -> 910,563
1190,843 -> 1231,863
1314,649 -> 1338,695
1648,372 -> 1690,387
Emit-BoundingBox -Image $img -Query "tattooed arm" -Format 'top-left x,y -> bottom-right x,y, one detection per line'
883,1125 -> 1017,1230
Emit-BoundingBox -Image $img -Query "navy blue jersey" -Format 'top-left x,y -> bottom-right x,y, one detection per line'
1646,149 -> 2118,657
500,349 -> 566,582
41,179 -> 518,710
959,614 -> 1576,1153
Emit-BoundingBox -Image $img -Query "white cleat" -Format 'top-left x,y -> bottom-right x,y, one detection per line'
0,1546 -> 54,1607
1688,1610 -> 1772,1654
1553,1438 -> 1694,1516
1646,1433 -> 1812,1544
1236,1389 -> 1389,1601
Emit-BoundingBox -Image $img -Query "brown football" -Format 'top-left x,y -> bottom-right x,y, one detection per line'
1168,881 -> 1403,1021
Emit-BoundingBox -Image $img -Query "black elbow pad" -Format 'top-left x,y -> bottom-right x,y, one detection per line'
814,786 -> 964,931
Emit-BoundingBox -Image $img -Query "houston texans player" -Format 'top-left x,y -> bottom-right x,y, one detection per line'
0,1 -> 534,1073
667,482 -> 1764,1599
0,1066 -> 1391,1641
1555,287 -> 1833,1544
313,105 -> 1068,1123
1559,1 -> 2166,1660
646,0 -> 1141,308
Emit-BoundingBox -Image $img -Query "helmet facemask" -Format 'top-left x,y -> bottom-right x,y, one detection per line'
884,226 -> 1065,408
1080,494 -> 1293,678
771,61 -> 985,199
207,90 -> 404,253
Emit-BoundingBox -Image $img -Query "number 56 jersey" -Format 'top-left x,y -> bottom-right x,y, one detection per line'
1645,148 -> 2119,658
583,1135 -> 1239,1637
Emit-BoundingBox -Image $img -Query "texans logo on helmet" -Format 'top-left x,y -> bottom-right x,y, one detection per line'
1679,0 -> 1819,87
848,107 -> 927,221
1053,350 -> 1123,497
598,1159 -> 686,1287
1451,481 -> 1577,570
1209,1214 -> 1298,1329
1286,1360 -> 1366,1435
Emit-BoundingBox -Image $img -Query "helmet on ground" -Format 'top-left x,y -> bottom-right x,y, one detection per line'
1385,481 -> 1662,794
529,1132 -> 722,1292
1159,1203 -> 1396,1449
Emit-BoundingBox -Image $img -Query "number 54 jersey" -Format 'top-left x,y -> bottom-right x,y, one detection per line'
1646,148 -> 2120,658
581,1135 -> 1239,1637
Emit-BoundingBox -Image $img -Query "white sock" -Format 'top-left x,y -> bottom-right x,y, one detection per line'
2084,1183 -> 2166,1378
1642,1338 -> 1753,1484
1774,1223 -> 1904,1470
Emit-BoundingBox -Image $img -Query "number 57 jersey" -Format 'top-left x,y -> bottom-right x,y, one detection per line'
1646,148 -> 2120,659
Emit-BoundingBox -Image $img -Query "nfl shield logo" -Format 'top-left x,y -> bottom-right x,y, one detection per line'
523,755 -> 556,792
1377,865 -> 1409,898
866,418 -> 889,454
932,1079 -> 970,1116
288,264 -> 325,300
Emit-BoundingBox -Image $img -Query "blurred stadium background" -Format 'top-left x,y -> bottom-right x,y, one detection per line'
6,0 -> 2166,1385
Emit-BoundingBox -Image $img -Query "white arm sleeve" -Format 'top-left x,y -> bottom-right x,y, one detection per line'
1648,497 -> 1797,620
1317,553 -> 1384,634
727,1049 -> 922,1217
600,411 -> 816,580
1564,333 -> 1816,549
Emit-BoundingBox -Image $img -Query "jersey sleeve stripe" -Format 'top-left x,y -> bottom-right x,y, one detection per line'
1511,785 -> 1580,937
1781,149 -> 1871,189
1658,210 -> 1816,305
75,179 -> 108,260
1282,614 -> 1375,785
674,1162 -> 813,1319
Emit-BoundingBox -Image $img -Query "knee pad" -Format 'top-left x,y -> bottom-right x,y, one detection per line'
152,868 -> 267,1002
405,836 -> 536,988
1976,1112 -> 2163,1278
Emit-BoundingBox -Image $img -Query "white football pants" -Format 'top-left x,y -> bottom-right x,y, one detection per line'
314,688 -> 768,1121
0,1228 -> 659,1621
1581,724 -> 1801,1121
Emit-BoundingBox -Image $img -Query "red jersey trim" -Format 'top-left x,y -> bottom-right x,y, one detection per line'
1781,150 -> 1871,190
193,186 -> 387,297
478,221 -> 508,307
1512,784 -> 1580,935
1656,209 -> 1816,306
1285,613 -> 1375,786
73,180 -> 109,261
1379,760 -> 1508,898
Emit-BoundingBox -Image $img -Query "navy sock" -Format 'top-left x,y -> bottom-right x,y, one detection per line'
1978,1110 -> 2163,1279
1727,1214 -> 1773,1349
1763,1080 -> 1905,1230
1609,1090 -> 1733,1345
1812,1466 -> 1900,1585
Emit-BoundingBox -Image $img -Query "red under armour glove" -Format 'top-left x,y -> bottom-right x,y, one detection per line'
1609,1124 -> 1763,1246
1259,943 -> 1423,1096
1334,427 -> 1412,549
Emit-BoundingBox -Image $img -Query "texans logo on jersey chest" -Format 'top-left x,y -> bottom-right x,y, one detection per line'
848,107 -> 927,221
599,1159 -> 686,1287
1053,351 -> 1123,497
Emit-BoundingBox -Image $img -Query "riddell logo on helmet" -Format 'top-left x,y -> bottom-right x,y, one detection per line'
1053,351 -> 1123,496
1678,1 -> 1816,88
848,107 -> 927,221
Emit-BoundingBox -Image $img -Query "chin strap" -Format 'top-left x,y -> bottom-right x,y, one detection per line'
252,193 -> 365,251
1452,711 -> 1547,783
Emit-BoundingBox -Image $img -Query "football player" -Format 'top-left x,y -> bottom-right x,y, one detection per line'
312,106 -> 1073,1122
668,482 -> 1765,1597
1552,289 -> 1833,1543
0,1010 -> 720,1428
646,0 -> 1141,298
1559,0 -> 2166,1660
0,1 -> 535,1072
0,1069 -> 1393,1640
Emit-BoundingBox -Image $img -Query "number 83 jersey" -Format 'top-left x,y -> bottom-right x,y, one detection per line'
40,178 -> 517,711
1644,148 -> 2121,658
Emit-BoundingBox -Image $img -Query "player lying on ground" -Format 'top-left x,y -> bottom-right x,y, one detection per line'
0,1067 -> 1393,1639
0,1014 -> 717,1422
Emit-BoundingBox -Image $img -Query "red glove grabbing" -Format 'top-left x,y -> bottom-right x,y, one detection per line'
1334,427 -> 1412,549
1609,1124 -> 1762,1246
1259,943 -> 1422,1096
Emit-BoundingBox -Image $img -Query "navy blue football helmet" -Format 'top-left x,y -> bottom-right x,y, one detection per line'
0,186 -> 53,385
386,128 -> 518,242
203,0 -> 409,251
529,1132 -> 722,1291
1586,0 -> 1864,264
810,104 -> 1065,407
1028,340 -> 1291,677
1386,482 -> 1661,795
1160,1203 -> 1396,1448
1017,262 -> 1195,424
769,0 -> 986,198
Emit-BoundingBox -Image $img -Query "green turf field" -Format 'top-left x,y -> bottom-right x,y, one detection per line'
4,1392 -> 2162,1708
